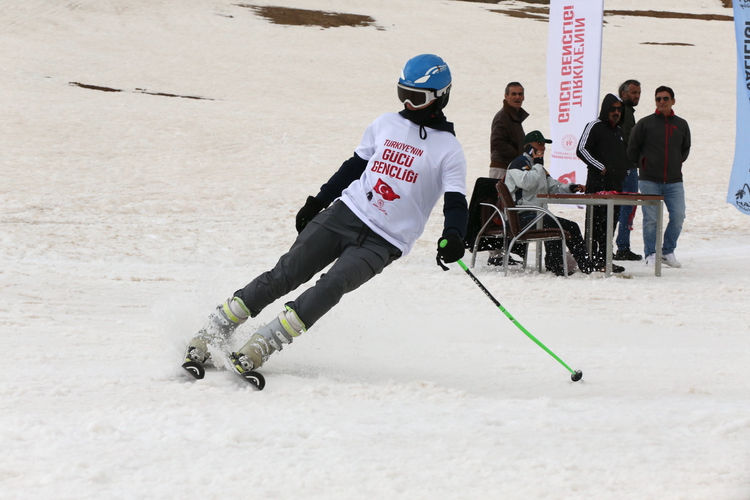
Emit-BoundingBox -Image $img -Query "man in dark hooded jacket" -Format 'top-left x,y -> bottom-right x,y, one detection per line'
576,93 -> 630,271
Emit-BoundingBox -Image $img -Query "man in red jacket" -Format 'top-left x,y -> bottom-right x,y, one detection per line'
627,86 -> 691,268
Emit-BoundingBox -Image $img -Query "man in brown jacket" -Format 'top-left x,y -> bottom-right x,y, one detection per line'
489,82 -> 529,180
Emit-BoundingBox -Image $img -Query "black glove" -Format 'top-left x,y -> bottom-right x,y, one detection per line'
436,233 -> 465,266
569,183 -> 580,192
295,196 -> 327,233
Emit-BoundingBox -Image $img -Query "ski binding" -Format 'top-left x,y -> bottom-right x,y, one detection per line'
182,346 -> 209,379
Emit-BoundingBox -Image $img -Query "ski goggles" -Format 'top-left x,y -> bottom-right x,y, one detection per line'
397,83 -> 451,108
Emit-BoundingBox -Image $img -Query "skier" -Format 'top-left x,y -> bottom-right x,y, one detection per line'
183,54 -> 469,384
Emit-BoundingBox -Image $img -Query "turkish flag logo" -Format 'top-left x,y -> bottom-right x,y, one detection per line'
373,178 -> 401,201
557,171 -> 576,184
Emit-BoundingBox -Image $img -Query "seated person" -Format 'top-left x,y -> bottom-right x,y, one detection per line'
505,131 -> 618,275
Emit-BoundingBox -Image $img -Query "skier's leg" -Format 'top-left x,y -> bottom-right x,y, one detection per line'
187,205 -> 347,364
233,306 -> 307,371
234,206 -> 348,317
233,227 -> 400,370
185,296 -> 253,364
290,233 -> 401,327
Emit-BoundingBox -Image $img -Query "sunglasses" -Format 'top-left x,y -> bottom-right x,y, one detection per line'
608,106 -> 623,113
397,83 -> 450,108
655,96 -> 672,102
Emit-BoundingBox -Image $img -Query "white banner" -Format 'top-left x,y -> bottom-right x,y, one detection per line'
546,0 -> 604,185
728,0 -> 750,215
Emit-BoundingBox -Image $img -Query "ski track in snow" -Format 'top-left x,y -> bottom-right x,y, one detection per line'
1,0 -> 749,499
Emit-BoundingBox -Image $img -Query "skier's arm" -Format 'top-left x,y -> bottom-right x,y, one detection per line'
316,153 -> 369,205
295,153 -> 368,233
442,191 -> 468,239
436,146 -> 468,265
435,191 -> 468,267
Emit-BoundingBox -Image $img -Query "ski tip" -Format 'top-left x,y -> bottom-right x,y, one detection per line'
242,370 -> 266,390
182,361 -> 205,379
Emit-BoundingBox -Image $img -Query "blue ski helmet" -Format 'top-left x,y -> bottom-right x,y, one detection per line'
398,54 -> 452,110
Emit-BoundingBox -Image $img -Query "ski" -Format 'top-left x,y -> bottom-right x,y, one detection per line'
229,352 -> 266,390
182,360 -> 205,379
181,344 -> 265,390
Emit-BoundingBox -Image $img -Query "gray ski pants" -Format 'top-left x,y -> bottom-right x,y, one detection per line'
235,201 -> 402,328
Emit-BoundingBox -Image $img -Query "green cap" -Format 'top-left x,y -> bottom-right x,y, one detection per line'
523,130 -> 552,144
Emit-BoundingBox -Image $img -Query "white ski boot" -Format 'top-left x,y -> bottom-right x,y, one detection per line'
229,307 -> 306,388
183,297 -> 251,379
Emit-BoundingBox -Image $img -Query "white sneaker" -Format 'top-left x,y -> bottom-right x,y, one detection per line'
662,253 -> 682,268
645,254 -> 655,267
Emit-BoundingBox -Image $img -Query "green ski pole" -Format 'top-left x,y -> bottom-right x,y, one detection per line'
439,240 -> 583,382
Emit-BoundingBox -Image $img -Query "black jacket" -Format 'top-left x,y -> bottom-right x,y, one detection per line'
627,110 -> 691,184
576,93 -> 630,192
621,100 -> 638,170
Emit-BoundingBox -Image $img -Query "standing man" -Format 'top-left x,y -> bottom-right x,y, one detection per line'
628,86 -> 691,268
181,54 -> 469,382
614,79 -> 643,261
489,82 -> 528,181
576,93 -> 631,273
487,82 -> 528,266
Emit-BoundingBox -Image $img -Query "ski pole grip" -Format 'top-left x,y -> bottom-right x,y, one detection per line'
436,238 -> 449,271
438,238 -> 467,270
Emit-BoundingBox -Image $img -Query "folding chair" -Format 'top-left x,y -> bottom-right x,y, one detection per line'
470,179 -> 570,277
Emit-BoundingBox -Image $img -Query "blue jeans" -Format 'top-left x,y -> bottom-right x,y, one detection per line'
639,180 -> 686,257
616,168 -> 638,251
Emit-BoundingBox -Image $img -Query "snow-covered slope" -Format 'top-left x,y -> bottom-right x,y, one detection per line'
1,1 -> 748,498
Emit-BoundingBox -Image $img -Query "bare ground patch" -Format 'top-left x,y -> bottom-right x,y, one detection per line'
606,10 -> 733,22
235,4 -> 378,29
460,0 -> 733,8
461,1 -> 734,23
641,42 -> 695,46
493,6 -> 547,21
454,0 -> 548,3
69,82 -> 214,100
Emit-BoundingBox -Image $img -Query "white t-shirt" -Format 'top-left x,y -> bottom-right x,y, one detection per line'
340,112 -> 467,255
